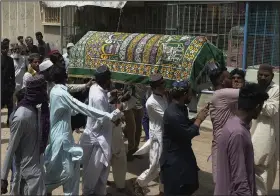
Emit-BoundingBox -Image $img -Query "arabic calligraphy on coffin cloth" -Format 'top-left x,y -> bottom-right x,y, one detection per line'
69,31 -> 209,81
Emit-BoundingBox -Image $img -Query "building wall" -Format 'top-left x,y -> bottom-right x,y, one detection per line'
1,1 -> 61,51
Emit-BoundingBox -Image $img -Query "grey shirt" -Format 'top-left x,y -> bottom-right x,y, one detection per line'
215,116 -> 256,196
1,106 -> 41,180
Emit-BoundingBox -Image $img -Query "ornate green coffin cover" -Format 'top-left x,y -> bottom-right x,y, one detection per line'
68,31 -> 225,88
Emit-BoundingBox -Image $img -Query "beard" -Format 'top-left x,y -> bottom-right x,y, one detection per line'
184,99 -> 191,105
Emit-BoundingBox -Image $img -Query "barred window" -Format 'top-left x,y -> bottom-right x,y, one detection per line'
42,7 -> 60,24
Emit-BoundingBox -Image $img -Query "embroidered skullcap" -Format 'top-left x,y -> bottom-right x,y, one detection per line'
259,64 -> 273,74
172,80 -> 189,89
149,73 -> 163,83
39,59 -> 53,72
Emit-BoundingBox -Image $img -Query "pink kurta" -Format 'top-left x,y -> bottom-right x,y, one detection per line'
209,88 -> 239,183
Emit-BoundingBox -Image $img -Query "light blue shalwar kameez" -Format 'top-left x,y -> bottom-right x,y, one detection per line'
44,84 -> 121,195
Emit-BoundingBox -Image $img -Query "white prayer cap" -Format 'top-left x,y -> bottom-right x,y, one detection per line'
39,59 -> 53,72
67,43 -> 74,48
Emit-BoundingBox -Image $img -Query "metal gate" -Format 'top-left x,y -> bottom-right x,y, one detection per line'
144,2 -> 245,52
247,2 -> 279,67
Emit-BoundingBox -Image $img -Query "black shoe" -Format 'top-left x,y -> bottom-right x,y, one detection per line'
107,180 -> 114,186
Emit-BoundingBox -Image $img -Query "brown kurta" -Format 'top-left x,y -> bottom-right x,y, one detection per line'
215,116 -> 256,196
209,88 -> 239,182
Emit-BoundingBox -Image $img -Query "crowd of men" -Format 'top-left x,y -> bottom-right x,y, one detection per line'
1,33 -> 279,196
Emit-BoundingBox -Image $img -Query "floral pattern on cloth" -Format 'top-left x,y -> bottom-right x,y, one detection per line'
69,31 -> 224,82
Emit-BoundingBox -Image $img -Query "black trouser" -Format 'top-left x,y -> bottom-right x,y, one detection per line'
1,93 -> 14,125
161,159 -> 199,196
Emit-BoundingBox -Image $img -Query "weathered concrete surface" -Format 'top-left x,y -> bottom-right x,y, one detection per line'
1,109 -> 279,195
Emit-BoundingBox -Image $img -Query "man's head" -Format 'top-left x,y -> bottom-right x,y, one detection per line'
17,36 -> 24,44
49,50 -> 65,65
28,53 -> 41,72
1,42 -> 9,56
170,80 -> 193,104
25,36 -> 34,46
257,64 -> 274,89
25,74 -> 48,105
149,74 -> 166,95
94,65 -> 111,90
39,60 -> 54,82
49,62 -> 68,84
230,68 -> 246,89
35,32 -> 43,42
238,83 -> 269,120
209,67 -> 232,89
10,43 -> 21,59
67,43 -> 74,55
3,38 -> 10,47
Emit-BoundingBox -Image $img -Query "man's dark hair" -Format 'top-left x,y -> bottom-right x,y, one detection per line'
238,83 -> 269,110
150,82 -> 160,90
16,88 -> 26,102
1,42 -> 9,50
171,88 -> 189,100
94,66 -> 111,86
230,68 -> 246,79
49,52 -> 62,64
3,38 -> 10,43
17,36 -> 23,41
49,62 -> 67,84
209,67 -> 227,87
28,53 -> 40,63
35,32 -> 43,37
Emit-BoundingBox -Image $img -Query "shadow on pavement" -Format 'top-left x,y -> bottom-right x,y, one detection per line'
127,154 -> 149,176
196,170 -> 214,195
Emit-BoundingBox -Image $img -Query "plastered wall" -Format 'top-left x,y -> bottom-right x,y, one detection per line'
1,1 -> 61,51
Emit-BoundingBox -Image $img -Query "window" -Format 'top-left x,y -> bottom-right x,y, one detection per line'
42,7 -> 61,25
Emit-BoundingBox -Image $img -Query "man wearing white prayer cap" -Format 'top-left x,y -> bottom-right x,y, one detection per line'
39,59 -> 54,82
63,43 -> 74,72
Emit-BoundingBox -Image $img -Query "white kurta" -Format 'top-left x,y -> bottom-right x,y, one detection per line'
79,84 -> 121,195
250,82 -> 279,195
136,93 -> 168,187
111,121 -> 127,189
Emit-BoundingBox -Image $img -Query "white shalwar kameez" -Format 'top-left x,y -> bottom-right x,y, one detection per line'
136,93 -> 168,188
250,82 -> 279,195
79,84 -> 123,196
111,117 -> 127,189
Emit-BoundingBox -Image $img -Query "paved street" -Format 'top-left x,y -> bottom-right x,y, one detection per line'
1,108 -> 279,195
